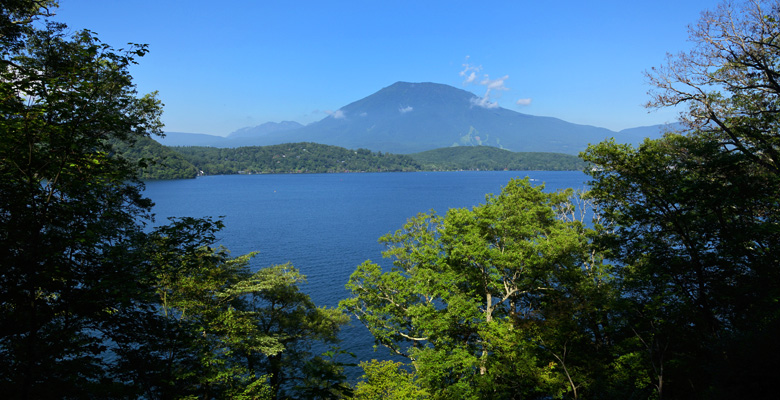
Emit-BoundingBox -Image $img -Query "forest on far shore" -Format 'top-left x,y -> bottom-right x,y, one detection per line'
115,137 -> 587,180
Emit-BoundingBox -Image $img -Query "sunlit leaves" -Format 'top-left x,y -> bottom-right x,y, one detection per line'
342,178 -> 615,398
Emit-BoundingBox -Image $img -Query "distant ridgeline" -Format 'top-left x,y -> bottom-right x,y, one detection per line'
173,143 -> 420,175
116,139 -> 586,179
410,146 -> 586,172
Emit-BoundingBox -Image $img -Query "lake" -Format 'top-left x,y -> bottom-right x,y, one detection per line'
143,170 -> 589,368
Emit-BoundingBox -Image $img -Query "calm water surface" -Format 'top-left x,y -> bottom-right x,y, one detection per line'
143,171 -> 589,367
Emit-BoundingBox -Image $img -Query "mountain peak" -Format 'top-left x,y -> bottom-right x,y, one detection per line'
377,81 -> 478,98
336,81 -> 480,118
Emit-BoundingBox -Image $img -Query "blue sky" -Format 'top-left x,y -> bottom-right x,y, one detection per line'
53,0 -> 721,136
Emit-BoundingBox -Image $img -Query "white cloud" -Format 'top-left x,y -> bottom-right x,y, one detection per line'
326,109 -> 346,119
460,58 -> 482,85
399,105 -> 413,114
471,74 -> 510,109
460,57 -> 513,109
470,96 -> 499,109
481,75 -> 509,92
516,98 -> 532,106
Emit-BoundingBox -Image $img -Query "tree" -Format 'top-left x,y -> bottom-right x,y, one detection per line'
646,0 -> 780,175
341,178 -> 617,399
0,4 -> 347,398
0,1 -> 56,49
112,217 -> 276,399
352,360 -> 429,400
116,217 -> 348,400
243,265 -> 349,399
582,1 -> 780,397
112,136 -> 200,180
295,347 -> 356,399
584,135 -> 780,400
0,4 -> 165,396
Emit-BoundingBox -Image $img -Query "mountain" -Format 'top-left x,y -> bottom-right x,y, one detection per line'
227,121 -> 303,139
617,123 -> 681,144
156,131 -> 228,147
154,122 -> 304,148
155,82 -> 676,154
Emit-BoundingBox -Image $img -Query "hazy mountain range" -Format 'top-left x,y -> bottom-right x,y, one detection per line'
158,82 -> 678,154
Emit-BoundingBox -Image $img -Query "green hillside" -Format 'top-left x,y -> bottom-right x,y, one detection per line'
410,146 -> 587,171
114,141 -> 587,179
171,142 -> 421,174
112,136 -> 200,179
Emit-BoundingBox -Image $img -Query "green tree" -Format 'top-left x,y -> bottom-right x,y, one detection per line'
645,0 -> 780,175
244,265 -> 349,399
295,347 -> 356,399
0,0 -> 56,48
584,136 -> 780,399
125,217 -> 346,400
116,217 -> 276,399
583,1 -> 780,397
353,360 -> 429,400
0,4 -> 347,399
64,212 -> 348,400
0,4 -> 164,396
341,178 -> 616,399
170,143 -> 421,176
112,136 -> 200,180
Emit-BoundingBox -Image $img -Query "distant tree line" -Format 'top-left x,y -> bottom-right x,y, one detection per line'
408,146 -> 586,171
121,142 -> 588,179
172,143 -> 421,175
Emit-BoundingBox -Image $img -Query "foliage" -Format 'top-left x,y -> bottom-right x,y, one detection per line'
244,265 -> 349,398
112,217 -> 272,399
121,142 -> 588,179
0,4 -> 348,398
0,5 -> 164,396
341,178 -> 619,399
112,135 -> 199,179
353,360 -> 429,400
646,0 -> 780,175
409,146 -> 587,171
583,132 -> 780,399
171,142 -> 421,175
582,1 -> 780,397
121,217 -> 349,399
0,0 -> 57,49
295,347 -> 356,399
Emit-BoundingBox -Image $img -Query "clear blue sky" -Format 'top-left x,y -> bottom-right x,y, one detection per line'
53,0 -> 721,136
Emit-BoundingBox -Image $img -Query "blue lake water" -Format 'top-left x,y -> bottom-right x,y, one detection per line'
143,170 -> 589,368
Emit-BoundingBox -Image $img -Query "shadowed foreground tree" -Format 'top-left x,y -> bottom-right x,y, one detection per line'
121,217 -> 348,399
0,3 -> 348,398
0,0 -> 56,48
583,0 -> 780,398
0,6 -> 164,396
